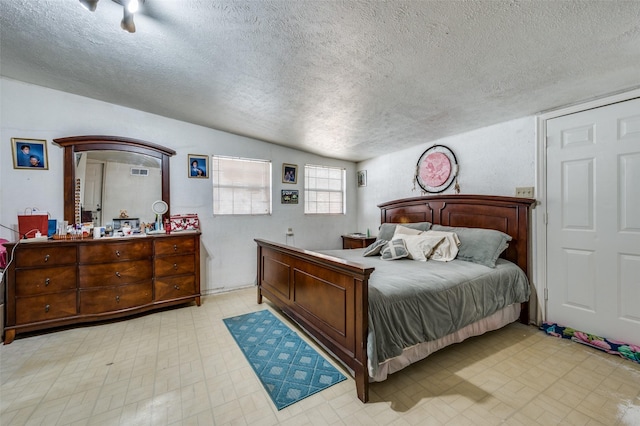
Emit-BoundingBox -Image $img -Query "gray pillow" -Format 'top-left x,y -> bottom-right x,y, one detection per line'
363,239 -> 388,257
380,239 -> 409,260
431,225 -> 512,268
377,222 -> 432,241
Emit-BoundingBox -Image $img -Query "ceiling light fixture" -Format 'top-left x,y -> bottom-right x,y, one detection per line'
78,0 -> 144,33
79,0 -> 99,12
126,0 -> 139,14
121,6 -> 136,33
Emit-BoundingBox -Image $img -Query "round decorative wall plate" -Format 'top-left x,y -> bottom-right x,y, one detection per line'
415,144 -> 458,193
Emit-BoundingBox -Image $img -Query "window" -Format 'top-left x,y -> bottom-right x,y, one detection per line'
304,164 -> 346,214
212,156 -> 271,215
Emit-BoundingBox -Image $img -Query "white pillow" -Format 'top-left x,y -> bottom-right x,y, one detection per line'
423,230 -> 461,262
392,224 -> 424,237
400,234 -> 446,261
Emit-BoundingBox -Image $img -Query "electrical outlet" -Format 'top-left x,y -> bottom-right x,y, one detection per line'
515,187 -> 534,198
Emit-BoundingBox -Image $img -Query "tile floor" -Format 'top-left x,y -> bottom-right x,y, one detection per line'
1,287 -> 639,425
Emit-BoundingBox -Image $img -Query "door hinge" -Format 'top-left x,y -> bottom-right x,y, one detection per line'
544,287 -> 548,301
543,212 -> 548,225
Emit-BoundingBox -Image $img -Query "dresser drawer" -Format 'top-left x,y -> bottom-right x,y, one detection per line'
79,260 -> 152,287
154,254 -> 196,277
155,236 -> 196,256
15,246 -> 77,268
79,240 -> 152,264
16,291 -> 77,325
15,266 -> 77,296
80,282 -> 152,314
155,275 -> 196,301
3,232 -> 201,345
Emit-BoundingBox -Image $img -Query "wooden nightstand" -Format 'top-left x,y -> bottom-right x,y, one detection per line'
341,235 -> 376,249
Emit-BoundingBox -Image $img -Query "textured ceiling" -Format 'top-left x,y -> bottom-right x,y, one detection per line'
1,1 -> 639,162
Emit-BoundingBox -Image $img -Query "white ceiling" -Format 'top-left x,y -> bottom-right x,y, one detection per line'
1,1 -> 639,162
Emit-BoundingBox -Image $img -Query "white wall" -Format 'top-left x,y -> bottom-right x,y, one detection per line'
355,116 -> 537,234
0,77 -> 539,294
355,116 -> 541,322
0,78 -> 357,293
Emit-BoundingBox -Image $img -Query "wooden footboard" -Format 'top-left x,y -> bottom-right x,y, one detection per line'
255,239 -> 374,402
256,194 -> 534,404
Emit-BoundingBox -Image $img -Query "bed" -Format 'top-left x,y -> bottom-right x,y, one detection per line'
255,194 -> 535,402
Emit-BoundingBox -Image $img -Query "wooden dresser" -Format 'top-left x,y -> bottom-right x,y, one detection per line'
2,232 -> 200,344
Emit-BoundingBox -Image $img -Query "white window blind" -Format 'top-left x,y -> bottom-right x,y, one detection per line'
304,164 -> 346,214
212,156 -> 272,215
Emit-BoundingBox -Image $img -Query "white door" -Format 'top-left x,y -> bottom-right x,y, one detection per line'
546,98 -> 640,345
85,161 -> 104,225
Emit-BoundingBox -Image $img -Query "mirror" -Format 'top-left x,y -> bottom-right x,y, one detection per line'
77,150 -> 162,226
53,136 -> 175,227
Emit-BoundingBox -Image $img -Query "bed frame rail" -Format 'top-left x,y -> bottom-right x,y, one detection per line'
256,194 -> 535,403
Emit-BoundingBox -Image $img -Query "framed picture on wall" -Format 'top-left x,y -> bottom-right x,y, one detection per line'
282,163 -> 297,184
357,170 -> 367,187
188,154 -> 208,178
281,190 -> 299,204
11,138 -> 48,170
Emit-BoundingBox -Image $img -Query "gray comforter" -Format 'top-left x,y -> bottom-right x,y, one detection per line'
318,249 -> 530,372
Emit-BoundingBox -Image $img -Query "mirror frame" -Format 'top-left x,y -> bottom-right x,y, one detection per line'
53,135 -> 176,224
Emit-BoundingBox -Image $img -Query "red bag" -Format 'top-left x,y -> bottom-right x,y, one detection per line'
18,209 -> 49,238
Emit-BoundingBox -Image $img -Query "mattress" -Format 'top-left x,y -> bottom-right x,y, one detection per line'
318,248 -> 530,377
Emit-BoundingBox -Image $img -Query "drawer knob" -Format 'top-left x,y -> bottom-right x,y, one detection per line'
44,304 -> 50,313
115,295 -> 120,303
173,244 -> 178,251
44,254 -> 50,262
174,285 -> 180,290
115,250 -> 121,257
115,271 -> 121,278
173,263 -> 178,270
45,278 -> 50,286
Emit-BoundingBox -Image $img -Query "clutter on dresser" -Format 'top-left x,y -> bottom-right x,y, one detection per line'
169,214 -> 200,232
17,208 -> 49,239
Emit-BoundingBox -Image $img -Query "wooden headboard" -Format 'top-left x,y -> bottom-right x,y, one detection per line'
378,194 -> 535,278
257,194 -> 535,402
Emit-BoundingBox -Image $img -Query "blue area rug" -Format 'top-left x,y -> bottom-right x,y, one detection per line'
223,310 -> 347,410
